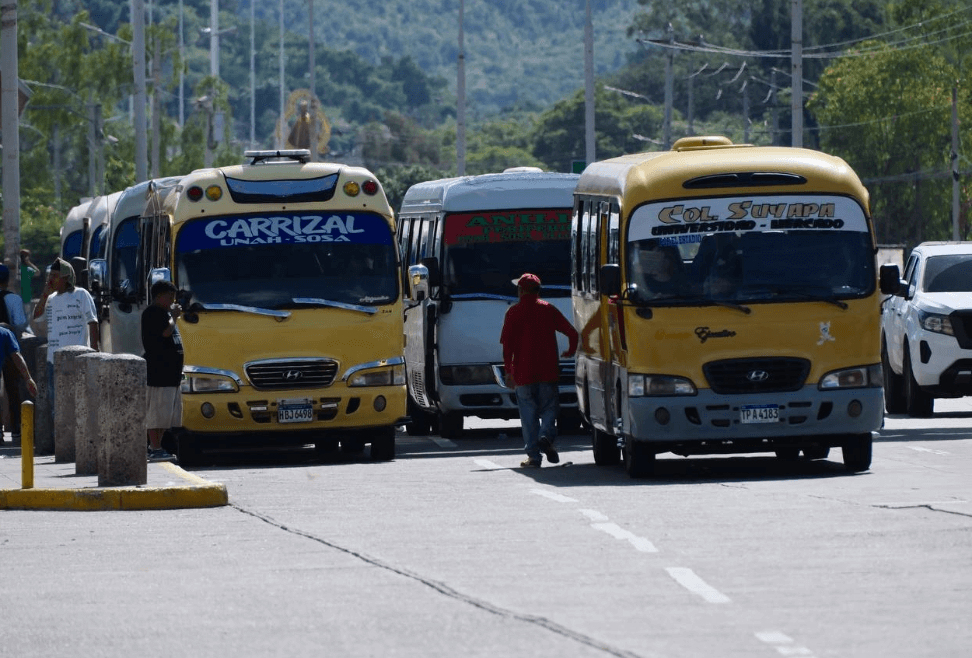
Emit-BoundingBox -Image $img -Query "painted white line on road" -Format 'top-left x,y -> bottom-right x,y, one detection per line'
474,459 -> 506,470
530,488 -> 578,503
875,500 -> 968,508
908,446 -> 950,455
579,508 -> 609,522
432,438 -> 458,448
755,630 -> 815,656
592,522 -> 658,553
665,567 -> 731,603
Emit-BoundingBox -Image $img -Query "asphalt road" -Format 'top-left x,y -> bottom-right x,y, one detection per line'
3,399 -> 970,658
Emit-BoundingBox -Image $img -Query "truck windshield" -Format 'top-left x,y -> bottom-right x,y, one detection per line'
922,255 -> 972,293
175,211 -> 398,309
442,209 -> 571,298
626,194 -> 875,305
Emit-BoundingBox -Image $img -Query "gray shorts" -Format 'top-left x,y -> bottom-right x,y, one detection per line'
145,386 -> 183,430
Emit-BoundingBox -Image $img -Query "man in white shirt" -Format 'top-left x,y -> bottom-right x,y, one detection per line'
32,258 -> 99,414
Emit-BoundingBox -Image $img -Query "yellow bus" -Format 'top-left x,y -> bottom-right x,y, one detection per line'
573,136 -> 893,477
141,150 -> 406,463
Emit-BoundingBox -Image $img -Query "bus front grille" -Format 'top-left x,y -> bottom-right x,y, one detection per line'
703,357 -> 810,394
245,359 -> 339,390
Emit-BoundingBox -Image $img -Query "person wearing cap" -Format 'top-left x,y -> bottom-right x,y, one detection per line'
0,263 -> 30,441
500,273 -> 578,468
32,258 -> 100,414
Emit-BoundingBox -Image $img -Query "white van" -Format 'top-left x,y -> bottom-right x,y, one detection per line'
398,170 -> 580,438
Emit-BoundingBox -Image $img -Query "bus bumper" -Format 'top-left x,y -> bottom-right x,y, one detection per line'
626,385 -> 884,453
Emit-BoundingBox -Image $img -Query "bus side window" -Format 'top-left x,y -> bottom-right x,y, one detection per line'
571,201 -> 582,291
608,203 -> 620,265
586,203 -> 601,293
579,200 -> 591,293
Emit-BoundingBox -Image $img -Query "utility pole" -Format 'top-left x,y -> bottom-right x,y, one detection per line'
278,0 -> 285,148
308,0 -> 317,161
663,23 -> 674,150
250,0 -> 255,148
151,25 -> 161,178
584,0 -> 595,168
1,0 -> 20,269
178,0 -> 184,126
742,80 -> 749,143
456,0 -> 466,176
132,0 -> 148,182
210,0 -> 219,79
791,0 -> 803,147
952,84 -> 960,241
87,98 -> 97,196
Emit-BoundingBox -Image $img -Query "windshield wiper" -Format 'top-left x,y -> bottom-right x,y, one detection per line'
292,297 -> 378,315
449,293 -> 518,302
191,302 -> 291,318
763,288 -> 849,309
673,295 -> 752,314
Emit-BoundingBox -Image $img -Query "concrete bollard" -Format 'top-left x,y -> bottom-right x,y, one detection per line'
32,343 -> 54,455
74,353 -> 103,475
53,345 -> 96,463
95,354 -> 147,487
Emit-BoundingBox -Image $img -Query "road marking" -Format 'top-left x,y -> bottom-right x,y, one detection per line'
592,522 -> 658,552
579,508 -> 609,522
530,489 -> 578,503
665,567 -> 731,603
474,459 -> 506,470
755,631 -> 815,656
908,446 -> 949,455
432,437 -> 458,448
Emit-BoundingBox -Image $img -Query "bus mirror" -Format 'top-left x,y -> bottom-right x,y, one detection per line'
878,263 -> 901,295
408,264 -> 430,301
600,264 -> 621,296
88,259 -> 107,294
420,256 -> 440,286
149,267 -> 171,290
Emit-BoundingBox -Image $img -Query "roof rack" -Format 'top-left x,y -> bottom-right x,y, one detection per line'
244,149 -> 311,165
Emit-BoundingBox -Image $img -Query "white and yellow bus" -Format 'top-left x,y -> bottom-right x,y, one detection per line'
139,150 -> 405,462
573,136 -> 893,477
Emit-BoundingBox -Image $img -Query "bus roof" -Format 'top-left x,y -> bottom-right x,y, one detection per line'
112,176 -> 183,230
400,171 -> 580,215
164,159 -> 393,221
575,140 -> 868,209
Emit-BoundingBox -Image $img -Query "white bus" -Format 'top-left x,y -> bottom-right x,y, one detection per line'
399,169 -> 580,438
90,176 -> 183,355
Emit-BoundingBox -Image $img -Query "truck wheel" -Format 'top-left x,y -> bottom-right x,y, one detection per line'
592,426 -> 621,465
882,341 -> 906,414
438,411 -> 463,439
903,350 -> 934,418
842,433 -> 872,472
623,436 -> 655,478
370,427 -> 396,461
405,408 -> 433,436
802,446 -> 830,460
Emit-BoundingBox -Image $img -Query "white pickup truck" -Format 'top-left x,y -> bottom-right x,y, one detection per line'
880,242 -> 972,416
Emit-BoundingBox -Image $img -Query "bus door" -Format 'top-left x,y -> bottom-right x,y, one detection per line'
402,214 -> 436,408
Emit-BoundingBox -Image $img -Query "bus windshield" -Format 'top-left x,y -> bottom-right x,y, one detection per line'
442,208 -> 571,298
626,194 -> 875,305
175,211 -> 398,309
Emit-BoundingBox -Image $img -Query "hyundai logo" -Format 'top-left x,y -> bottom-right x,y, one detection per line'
283,370 -> 304,381
746,370 -> 769,383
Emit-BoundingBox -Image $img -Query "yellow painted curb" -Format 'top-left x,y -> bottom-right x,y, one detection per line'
0,462 -> 228,511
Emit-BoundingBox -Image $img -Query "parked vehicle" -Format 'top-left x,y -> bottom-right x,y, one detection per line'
880,241 -> 972,417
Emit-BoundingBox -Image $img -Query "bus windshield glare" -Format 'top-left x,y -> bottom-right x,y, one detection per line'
442,209 -> 571,298
175,211 -> 398,309
626,194 -> 875,305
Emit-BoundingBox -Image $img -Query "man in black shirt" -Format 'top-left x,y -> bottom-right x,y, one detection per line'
141,281 -> 184,462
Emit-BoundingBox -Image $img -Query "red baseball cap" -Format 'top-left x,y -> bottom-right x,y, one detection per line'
512,273 -> 541,289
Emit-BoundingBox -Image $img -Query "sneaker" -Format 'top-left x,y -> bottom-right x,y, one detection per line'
148,448 -> 177,463
519,457 -> 541,468
538,436 -> 559,464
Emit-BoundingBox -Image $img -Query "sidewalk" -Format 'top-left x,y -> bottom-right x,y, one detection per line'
0,437 -> 228,511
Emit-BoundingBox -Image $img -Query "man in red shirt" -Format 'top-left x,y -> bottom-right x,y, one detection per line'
500,273 -> 579,468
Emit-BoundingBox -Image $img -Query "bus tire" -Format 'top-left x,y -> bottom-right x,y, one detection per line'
592,426 -> 621,465
623,436 -> 655,478
405,408 -> 433,436
370,427 -> 396,461
342,437 -> 366,453
802,446 -> 830,460
774,447 -> 800,460
557,410 -> 583,436
903,349 -> 934,418
842,433 -> 872,472
882,339 -> 906,414
438,411 -> 463,439
176,431 -> 205,467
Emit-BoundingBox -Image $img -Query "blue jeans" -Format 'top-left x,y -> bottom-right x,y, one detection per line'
516,382 -> 559,461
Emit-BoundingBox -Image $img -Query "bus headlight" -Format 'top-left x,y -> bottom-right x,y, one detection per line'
628,374 -> 697,397
439,365 -> 495,385
348,364 -> 406,387
818,364 -> 882,390
181,374 -> 240,393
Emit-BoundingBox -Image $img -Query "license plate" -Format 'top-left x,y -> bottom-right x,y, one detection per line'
278,401 -> 314,424
739,404 -> 779,424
